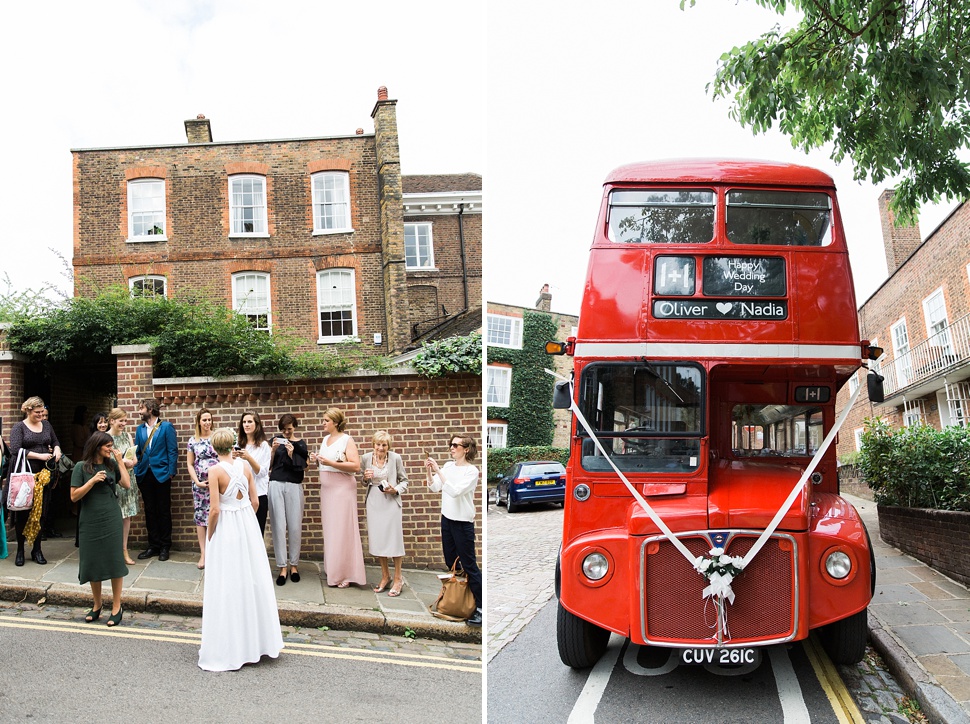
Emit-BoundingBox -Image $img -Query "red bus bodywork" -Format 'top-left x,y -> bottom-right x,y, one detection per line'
555,159 -> 874,666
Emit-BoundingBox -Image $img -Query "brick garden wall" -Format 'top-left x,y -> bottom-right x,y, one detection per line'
2,346 -> 482,571
878,505 -> 970,587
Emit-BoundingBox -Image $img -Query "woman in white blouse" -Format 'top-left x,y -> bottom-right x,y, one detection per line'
233,411 -> 272,537
425,433 -> 482,626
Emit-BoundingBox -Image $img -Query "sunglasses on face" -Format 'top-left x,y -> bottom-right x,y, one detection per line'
450,443 -> 468,448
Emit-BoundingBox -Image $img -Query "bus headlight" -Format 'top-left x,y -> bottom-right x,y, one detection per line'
825,550 -> 852,579
582,552 -> 609,581
574,484 -> 591,501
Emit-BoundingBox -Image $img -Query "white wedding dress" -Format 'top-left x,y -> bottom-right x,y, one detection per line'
199,459 -> 284,671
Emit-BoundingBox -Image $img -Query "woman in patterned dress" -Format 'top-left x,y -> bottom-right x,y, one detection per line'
107,408 -> 139,565
187,408 -> 218,569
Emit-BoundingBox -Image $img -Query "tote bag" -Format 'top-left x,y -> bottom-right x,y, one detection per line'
7,449 -> 35,512
431,557 -> 477,621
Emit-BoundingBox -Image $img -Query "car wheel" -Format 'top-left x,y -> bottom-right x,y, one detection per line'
507,496 -> 521,513
557,601 -> 610,669
817,608 -> 868,664
496,486 -> 506,507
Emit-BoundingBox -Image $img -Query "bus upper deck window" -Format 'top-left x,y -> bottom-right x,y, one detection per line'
608,189 -> 715,244
726,190 -> 832,246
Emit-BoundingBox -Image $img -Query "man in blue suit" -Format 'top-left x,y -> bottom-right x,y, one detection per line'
134,398 -> 178,561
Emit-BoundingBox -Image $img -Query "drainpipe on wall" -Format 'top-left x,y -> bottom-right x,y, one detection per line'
459,204 -> 469,312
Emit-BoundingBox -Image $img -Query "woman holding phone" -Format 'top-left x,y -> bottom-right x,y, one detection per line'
266,413 -> 308,586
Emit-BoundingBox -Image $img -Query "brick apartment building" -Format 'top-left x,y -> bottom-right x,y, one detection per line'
71,87 -> 482,357
837,190 -> 970,458
486,286 -> 578,449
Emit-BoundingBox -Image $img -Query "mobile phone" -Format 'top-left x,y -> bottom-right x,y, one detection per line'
233,445 -> 242,451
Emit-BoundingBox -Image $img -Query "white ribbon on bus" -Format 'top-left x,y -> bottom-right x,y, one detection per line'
546,368 -> 862,606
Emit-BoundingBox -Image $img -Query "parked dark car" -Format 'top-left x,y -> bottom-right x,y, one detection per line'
496,460 -> 566,513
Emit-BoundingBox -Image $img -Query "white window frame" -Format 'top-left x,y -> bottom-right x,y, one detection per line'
127,179 -> 167,242
922,287 -> 953,354
232,272 -> 272,332
312,171 -> 352,234
487,423 -> 508,449
487,365 -> 512,407
316,269 -> 358,343
129,275 -> 167,298
891,318 -> 912,387
848,371 -> 859,395
487,314 -> 523,349
229,174 -> 268,237
404,223 -> 435,269
853,428 -> 864,452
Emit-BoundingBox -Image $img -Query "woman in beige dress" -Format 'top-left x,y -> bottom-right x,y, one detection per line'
360,431 -> 409,596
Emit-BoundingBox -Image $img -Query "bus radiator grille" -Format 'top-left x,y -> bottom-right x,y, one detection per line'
643,535 -> 795,643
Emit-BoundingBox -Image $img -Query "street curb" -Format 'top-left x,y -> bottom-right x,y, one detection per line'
868,615 -> 970,724
0,582 -> 481,644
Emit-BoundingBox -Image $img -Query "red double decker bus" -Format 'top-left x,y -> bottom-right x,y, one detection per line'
548,159 -> 882,668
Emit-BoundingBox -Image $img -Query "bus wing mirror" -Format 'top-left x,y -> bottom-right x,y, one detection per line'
867,371 -> 885,404
552,380 -> 572,409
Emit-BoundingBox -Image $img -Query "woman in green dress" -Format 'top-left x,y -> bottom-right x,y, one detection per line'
107,408 -> 139,565
71,431 -> 131,627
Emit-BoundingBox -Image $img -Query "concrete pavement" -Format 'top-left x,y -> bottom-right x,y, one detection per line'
0,534 -> 481,645
487,493 -> 970,723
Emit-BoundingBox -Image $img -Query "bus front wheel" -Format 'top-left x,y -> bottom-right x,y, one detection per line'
557,601 -> 610,668
817,608 -> 868,664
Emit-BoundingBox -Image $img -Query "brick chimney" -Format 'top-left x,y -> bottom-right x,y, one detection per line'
370,86 -> 410,354
878,189 -> 922,275
184,114 -> 213,144
536,284 -> 552,312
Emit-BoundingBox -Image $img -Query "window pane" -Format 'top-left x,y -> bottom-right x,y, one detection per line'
313,172 -> 350,231
230,176 -> 266,234
609,190 -> 714,244
726,190 -> 832,246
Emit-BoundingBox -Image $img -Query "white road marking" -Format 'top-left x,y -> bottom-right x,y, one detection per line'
567,633 -> 624,724
769,645 -> 812,723
622,643 -> 680,676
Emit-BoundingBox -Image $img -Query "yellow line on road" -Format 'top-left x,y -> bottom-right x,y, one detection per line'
0,616 -> 481,674
802,634 -> 867,724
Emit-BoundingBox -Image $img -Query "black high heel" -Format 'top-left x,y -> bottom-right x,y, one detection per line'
15,548 -> 25,567
31,549 -> 47,565
106,608 -> 123,627
85,606 -> 103,623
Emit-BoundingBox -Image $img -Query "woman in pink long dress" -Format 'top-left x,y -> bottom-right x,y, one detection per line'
310,408 -> 367,588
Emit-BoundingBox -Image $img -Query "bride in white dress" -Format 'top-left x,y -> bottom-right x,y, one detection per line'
199,428 -> 284,671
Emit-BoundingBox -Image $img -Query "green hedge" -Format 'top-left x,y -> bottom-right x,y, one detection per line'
486,445 -> 569,482
859,417 -> 970,511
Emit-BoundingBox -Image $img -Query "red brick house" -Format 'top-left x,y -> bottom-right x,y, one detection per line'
70,87 -> 481,357
837,190 -> 970,457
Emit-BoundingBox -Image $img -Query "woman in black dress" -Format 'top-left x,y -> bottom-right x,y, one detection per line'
70,431 -> 131,626
8,396 -> 62,566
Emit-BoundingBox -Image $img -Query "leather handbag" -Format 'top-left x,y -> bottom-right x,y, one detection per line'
431,557 -> 477,621
7,450 -> 35,512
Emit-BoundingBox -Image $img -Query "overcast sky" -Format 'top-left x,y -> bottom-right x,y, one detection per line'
485,1 -> 959,316
0,0 -> 484,299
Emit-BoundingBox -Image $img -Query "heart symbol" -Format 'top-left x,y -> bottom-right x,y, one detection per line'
716,302 -> 733,314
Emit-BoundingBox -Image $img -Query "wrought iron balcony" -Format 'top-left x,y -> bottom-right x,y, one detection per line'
881,313 -> 970,399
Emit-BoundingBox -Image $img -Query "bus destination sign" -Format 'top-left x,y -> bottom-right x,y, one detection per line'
652,298 -> 788,320
703,257 -> 786,296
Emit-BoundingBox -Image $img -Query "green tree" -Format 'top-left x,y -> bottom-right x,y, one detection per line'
690,0 -> 970,221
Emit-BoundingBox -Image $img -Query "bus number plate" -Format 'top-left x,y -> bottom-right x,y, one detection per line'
680,648 -> 759,666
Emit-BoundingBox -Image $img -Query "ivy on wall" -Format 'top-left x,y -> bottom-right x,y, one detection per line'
487,310 -> 557,447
